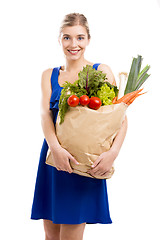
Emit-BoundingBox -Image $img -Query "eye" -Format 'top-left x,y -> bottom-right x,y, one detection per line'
78,36 -> 84,40
63,36 -> 70,40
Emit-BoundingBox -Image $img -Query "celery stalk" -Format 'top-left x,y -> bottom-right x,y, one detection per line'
117,72 -> 128,99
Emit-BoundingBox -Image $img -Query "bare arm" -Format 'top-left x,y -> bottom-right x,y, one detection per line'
40,69 -> 61,151
87,64 -> 128,177
111,115 -> 128,156
40,69 -> 79,172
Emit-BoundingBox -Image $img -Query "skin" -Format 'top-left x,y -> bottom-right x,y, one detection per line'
41,24 -> 128,240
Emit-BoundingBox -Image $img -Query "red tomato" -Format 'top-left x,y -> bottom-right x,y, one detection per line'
88,97 -> 102,110
67,95 -> 79,107
79,95 -> 90,106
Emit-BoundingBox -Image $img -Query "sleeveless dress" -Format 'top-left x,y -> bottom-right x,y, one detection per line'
30,63 -> 112,224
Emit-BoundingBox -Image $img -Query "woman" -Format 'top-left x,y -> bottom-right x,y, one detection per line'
31,13 -> 128,240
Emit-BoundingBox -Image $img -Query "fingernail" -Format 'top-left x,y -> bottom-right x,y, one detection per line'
76,162 -> 79,165
91,165 -> 94,168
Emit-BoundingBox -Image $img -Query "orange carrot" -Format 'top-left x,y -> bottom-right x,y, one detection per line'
112,96 -> 117,104
115,88 -> 143,104
127,95 -> 139,105
127,91 -> 147,105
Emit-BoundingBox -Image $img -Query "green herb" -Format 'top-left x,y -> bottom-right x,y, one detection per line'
124,55 -> 150,94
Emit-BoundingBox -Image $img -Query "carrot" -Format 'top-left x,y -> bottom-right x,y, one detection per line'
127,91 -> 147,105
112,96 -> 117,104
115,88 -> 143,104
127,95 -> 139,105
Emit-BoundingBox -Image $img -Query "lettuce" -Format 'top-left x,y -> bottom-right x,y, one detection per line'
97,84 -> 115,105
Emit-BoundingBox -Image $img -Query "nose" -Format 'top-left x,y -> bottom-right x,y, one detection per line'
71,38 -> 78,48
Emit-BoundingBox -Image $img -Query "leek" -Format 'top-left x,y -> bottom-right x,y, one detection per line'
124,55 -> 150,94
135,65 -> 150,90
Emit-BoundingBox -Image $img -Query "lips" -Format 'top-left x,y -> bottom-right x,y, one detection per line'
67,49 -> 81,55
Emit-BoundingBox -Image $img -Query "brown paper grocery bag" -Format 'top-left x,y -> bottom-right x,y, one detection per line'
46,103 -> 127,179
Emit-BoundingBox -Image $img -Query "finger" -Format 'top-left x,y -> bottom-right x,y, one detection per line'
101,171 -> 109,177
91,169 -> 102,176
88,168 -> 99,175
91,170 -> 107,177
91,158 -> 101,168
89,162 -> 102,174
67,159 -> 73,173
95,170 -> 104,175
91,164 -> 101,173
69,155 -> 79,165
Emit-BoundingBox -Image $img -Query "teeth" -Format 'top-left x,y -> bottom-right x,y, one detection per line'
69,50 -> 80,53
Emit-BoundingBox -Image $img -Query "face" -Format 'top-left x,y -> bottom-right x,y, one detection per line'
59,25 -> 90,61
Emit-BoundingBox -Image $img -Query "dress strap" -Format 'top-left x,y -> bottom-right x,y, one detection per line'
92,63 -> 101,70
50,67 -> 61,91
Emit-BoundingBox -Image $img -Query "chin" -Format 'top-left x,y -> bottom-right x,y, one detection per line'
68,56 -> 82,61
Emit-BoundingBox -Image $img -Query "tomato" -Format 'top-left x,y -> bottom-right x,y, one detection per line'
88,97 -> 102,110
79,95 -> 90,106
67,95 -> 79,107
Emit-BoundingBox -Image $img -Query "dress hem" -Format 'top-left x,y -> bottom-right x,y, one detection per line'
30,216 -> 112,225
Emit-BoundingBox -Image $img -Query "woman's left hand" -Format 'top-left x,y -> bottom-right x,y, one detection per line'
87,115 -> 127,178
87,149 -> 118,177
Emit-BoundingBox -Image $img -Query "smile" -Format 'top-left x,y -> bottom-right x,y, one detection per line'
67,49 -> 81,55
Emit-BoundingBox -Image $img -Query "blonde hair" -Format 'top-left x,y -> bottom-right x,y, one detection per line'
59,13 -> 91,39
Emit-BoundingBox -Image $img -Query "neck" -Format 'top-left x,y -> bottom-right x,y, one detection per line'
65,56 -> 89,72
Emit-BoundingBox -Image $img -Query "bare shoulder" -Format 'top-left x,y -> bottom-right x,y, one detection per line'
97,64 -> 116,86
97,63 -> 112,73
41,68 -> 53,82
41,68 -> 53,89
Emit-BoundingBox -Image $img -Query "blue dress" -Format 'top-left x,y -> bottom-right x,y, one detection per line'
31,63 -> 112,224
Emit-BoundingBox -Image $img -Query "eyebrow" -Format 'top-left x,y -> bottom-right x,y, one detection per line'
63,34 -> 86,37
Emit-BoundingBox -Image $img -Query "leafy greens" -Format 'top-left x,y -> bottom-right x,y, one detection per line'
58,65 -> 118,124
97,84 -> 115,105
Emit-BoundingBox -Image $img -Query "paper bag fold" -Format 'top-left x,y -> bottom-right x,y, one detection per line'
46,103 -> 127,179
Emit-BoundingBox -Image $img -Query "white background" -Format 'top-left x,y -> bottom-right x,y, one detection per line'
0,0 -> 160,239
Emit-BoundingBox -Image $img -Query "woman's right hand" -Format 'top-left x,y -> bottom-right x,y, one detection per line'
50,146 -> 79,173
